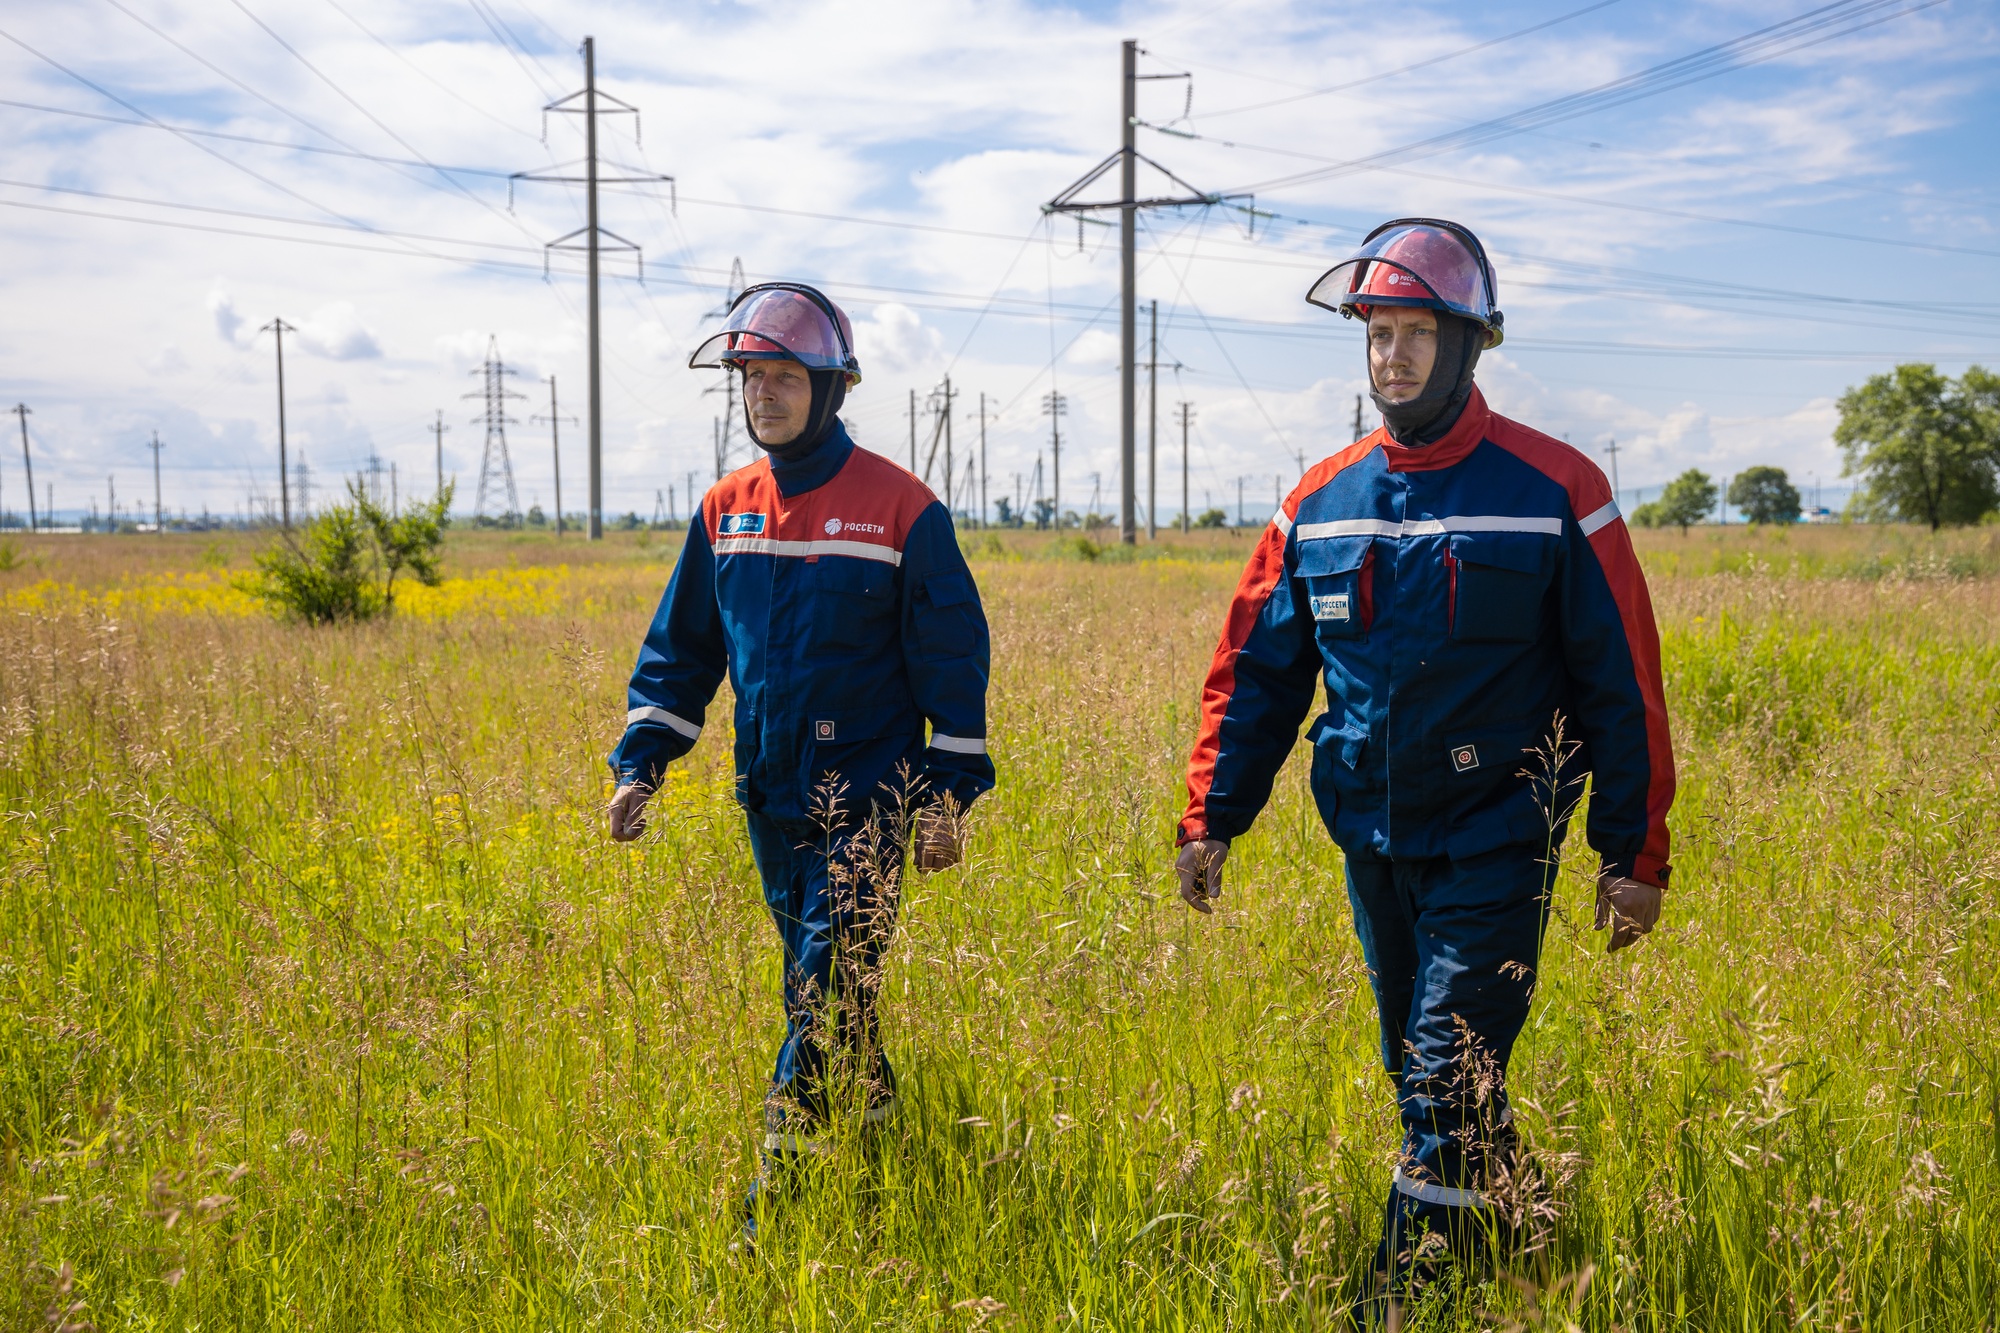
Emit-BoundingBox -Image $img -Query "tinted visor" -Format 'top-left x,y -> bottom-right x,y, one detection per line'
1306,221 -> 1498,329
689,287 -> 857,375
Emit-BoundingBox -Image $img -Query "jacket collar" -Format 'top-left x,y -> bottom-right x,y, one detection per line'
767,419 -> 855,497
1376,384 -> 1490,473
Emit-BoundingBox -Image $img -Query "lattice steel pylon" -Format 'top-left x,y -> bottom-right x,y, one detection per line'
464,336 -> 525,521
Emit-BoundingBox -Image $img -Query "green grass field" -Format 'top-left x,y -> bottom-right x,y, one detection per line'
2,523 -> 1997,1329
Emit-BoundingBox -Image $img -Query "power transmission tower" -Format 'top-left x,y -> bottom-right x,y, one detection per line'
510,36 -> 674,541
430,411 -> 449,498
532,376 -> 578,537
464,336 -> 525,521
260,317 -> 296,528
1044,42 -> 1244,545
1602,437 -> 1621,505
293,454 -> 310,518
652,489 -> 667,526
10,404 -> 34,532
1147,298 -> 1159,539
147,430 -> 163,534
1177,402 -> 1195,533
1041,390 -> 1067,528
923,378 -> 957,499
365,449 -> 386,504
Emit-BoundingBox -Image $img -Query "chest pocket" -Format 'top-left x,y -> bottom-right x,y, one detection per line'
811,557 -> 896,652
1450,532 -> 1556,643
1294,535 -> 1373,641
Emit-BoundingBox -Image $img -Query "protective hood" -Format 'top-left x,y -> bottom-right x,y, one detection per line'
1369,311 -> 1485,446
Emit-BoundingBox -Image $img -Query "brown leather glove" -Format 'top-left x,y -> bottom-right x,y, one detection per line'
1175,838 -> 1229,914
607,783 -> 652,842
1595,871 -> 1663,953
915,807 -> 962,873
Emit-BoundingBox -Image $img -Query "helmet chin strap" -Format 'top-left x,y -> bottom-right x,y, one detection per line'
744,368 -> 848,461
1369,313 -> 1485,445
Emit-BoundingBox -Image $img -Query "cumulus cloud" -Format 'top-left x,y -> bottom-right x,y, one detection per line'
208,289 -> 249,347
296,302 -> 381,361
1065,329 -> 1120,369
853,303 -> 943,375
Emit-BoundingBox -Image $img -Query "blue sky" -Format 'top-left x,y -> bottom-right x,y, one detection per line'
0,0 -> 1994,523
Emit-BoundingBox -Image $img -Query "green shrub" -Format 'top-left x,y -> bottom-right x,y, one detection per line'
250,482 -> 452,623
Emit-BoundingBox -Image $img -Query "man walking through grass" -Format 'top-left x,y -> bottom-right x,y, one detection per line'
1172,220 -> 1674,1319
605,283 -> 993,1236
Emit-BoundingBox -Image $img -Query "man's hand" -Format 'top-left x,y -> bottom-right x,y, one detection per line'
1594,871 -> 1663,953
1175,839 -> 1229,914
608,783 -> 653,842
915,807 -> 962,873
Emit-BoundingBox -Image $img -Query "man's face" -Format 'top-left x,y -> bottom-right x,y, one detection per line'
742,360 -> 814,444
1367,306 -> 1439,404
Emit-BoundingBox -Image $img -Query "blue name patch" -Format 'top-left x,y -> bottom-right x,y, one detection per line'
718,512 -> 767,536
1310,593 -> 1351,622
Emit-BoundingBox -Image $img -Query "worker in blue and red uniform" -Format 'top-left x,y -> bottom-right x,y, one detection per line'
1172,220 -> 1674,1315
605,283 -> 993,1230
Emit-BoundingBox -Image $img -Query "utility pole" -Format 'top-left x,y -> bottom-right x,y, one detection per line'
532,376 -> 579,537
1602,437 -> 1621,506
1352,393 -> 1365,442
1147,298 -> 1159,540
10,405 -> 34,532
908,389 -> 918,471
1236,475 -> 1245,528
975,392 -> 995,529
511,36 -> 673,540
147,430 -> 163,534
261,317 -> 296,528
430,411 -> 448,497
465,336 -> 525,521
1042,390 -> 1067,528
1177,401 -> 1194,533
1045,42 -> 1240,545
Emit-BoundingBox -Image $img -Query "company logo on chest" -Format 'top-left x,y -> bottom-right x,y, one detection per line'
1311,592 -> 1352,622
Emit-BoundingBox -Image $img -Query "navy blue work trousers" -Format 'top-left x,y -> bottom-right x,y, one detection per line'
1343,840 -> 1559,1279
745,810 -> 903,1144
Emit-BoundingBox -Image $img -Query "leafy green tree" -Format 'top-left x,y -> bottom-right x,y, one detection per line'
1727,466 -> 1802,524
251,482 -> 452,623
1641,469 -> 1717,534
1835,363 -> 2000,530
1195,507 -> 1228,529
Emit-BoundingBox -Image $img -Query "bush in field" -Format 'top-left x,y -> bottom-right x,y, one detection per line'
1727,465 -> 1802,524
1633,469 -> 1717,533
250,481 -> 452,622
1836,363 -> 2000,529
1195,507 -> 1227,529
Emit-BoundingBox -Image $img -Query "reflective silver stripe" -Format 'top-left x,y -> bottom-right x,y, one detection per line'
1579,501 -> 1621,536
1393,1167 -> 1486,1209
712,536 -> 903,565
1272,508 -> 1294,536
1296,518 -> 1400,540
929,733 -> 987,755
763,1132 -> 834,1156
864,1096 -> 898,1124
1296,515 -> 1562,542
626,706 -> 700,739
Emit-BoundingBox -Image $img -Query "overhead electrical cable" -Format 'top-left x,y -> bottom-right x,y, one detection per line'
1166,0 -> 1627,120
1216,0 -> 1948,195
318,0 -> 540,140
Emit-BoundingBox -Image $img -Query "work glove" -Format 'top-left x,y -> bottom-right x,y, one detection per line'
1594,871 -> 1663,953
607,782 -> 652,842
1175,838 -> 1229,914
915,805 -> 963,873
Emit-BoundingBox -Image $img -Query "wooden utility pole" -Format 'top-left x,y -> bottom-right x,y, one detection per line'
147,431 -> 163,534
533,376 -> 579,537
1177,402 -> 1194,534
1147,298 -> 1158,540
261,318 -> 296,528
10,404 -> 35,532
1352,393 -> 1366,442
1602,437 -> 1621,507
975,392 -> 995,529
1042,390 -> 1067,528
430,411 -> 448,497
908,389 -> 918,471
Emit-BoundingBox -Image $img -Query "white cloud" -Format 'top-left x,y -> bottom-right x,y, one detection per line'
296,302 -> 382,361
1065,329 -> 1120,369
853,303 -> 943,376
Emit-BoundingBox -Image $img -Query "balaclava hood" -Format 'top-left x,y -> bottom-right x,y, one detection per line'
1369,311 -> 1485,445
746,367 -> 847,462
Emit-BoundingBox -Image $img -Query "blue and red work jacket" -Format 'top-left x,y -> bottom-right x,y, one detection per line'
611,423 -> 994,826
1181,387 -> 1673,887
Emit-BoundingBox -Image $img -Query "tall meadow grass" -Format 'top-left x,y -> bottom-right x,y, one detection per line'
1,530 -> 1995,1328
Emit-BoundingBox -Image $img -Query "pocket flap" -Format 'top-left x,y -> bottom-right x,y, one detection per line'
1449,531 -> 1554,575
813,557 -> 893,598
1294,535 -> 1372,577
923,569 -> 975,608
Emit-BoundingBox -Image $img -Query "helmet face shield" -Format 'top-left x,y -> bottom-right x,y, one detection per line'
1306,220 -> 1503,346
689,284 -> 861,384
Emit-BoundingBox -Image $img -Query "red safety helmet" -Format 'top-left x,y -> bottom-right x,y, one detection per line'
689,283 -> 862,386
1306,218 -> 1504,348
